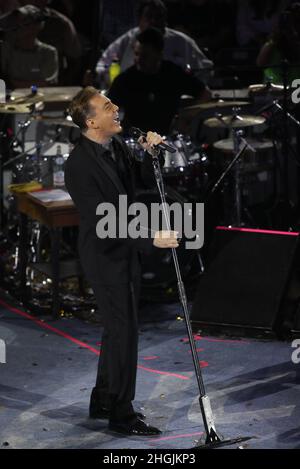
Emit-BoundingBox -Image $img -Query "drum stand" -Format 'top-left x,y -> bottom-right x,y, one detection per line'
0,132 -> 5,229
8,117 -> 32,154
213,113 -> 257,226
152,153 -> 252,448
3,140 -> 54,268
4,139 -> 54,179
232,129 -> 246,226
206,132 -> 248,204
0,118 -> 33,229
259,94 -> 300,229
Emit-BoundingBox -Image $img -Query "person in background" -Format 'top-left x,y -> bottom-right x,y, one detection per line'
95,0 -> 213,88
256,3 -> 300,85
15,0 -> 82,85
236,0 -> 290,48
107,27 -> 211,136
1,4 -> 58,88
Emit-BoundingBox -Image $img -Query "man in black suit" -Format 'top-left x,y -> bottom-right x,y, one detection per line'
65,86 -> 179,436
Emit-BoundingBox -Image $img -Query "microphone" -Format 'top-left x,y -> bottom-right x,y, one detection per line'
130,127 -> 176,153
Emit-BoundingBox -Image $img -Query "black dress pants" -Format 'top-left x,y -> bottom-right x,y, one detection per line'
90,279 -> 140,423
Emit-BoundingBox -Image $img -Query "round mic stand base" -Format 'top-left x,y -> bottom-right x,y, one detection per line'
194,434 -> 253,450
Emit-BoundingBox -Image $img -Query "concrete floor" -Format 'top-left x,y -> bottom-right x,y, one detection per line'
0,295 -> 300,449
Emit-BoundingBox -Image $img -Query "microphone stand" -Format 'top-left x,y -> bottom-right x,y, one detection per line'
151,152 -> 252,448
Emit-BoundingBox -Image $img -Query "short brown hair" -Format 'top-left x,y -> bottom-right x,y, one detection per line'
69,86 -> 99,131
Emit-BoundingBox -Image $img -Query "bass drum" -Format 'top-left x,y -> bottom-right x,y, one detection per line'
135,187 -> 198,300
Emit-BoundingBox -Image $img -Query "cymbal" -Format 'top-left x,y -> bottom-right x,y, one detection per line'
204,114 -> 266,128
33,115 -> 78,128
9,92 -> 44,105
0,103 -> 32,114
213,137 -> 273,152
10,86 -> 82,104
183,99 -> 249,112
249,83 -> 284,95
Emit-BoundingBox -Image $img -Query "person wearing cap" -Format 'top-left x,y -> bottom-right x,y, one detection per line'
1,4 -> 58,88
15,0 -> 82,85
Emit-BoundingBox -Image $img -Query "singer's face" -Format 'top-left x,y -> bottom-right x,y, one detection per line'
86,94 -> 122,137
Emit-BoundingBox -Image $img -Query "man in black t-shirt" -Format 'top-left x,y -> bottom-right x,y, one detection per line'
107,27 -> 211,135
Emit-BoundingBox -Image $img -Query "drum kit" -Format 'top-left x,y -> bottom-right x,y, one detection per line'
0,81 -> 297,301
0,86 -> 81,219
175,80 -> 300,230
0,87 -> 81,296
168,83 -> 300,228
128,91 -> 280,295
0,84 -> 284,224
127,84 -> 300,295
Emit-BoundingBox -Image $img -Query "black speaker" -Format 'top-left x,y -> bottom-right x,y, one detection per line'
191,226 -> 300,337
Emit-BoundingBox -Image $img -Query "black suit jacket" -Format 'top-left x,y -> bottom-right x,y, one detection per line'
65,133 -> 158,286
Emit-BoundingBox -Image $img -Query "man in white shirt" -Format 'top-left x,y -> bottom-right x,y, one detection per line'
96,0 -> 213,87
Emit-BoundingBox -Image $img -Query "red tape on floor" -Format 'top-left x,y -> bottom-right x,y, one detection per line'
0,298 -> 190,380
0,298 -> 101,355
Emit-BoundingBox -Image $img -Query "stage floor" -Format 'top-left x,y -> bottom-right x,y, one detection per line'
0,295 -> 299,449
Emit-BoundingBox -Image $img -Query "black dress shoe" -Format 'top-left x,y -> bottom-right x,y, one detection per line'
89,405 -> 145,421
89,388 -> 146,420
109,417 -> 162,436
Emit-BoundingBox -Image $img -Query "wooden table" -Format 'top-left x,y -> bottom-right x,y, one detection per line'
14,191 -> 79,317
